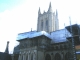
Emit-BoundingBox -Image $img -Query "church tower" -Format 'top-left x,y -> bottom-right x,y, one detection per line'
37,2 -> 59,33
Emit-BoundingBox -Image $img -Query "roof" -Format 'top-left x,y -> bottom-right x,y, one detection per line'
51,29 -> 71,43
17,29 -> 72,43
66,24 -> 80,45
66,24 -> 80,35
16,31 -> 52,40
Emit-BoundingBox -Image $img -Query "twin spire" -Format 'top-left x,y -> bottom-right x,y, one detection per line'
38,2 -> 52,15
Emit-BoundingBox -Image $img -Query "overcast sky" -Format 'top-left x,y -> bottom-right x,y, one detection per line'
0,0 -> 80,54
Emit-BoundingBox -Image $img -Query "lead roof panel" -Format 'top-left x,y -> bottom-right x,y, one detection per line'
16,29 -> 71,43
51,29 -> 71,43
16,31 -> 52,40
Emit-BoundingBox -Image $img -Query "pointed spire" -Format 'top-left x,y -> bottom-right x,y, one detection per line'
5,41 -> 9,54
48,2 -> 52,12
56,9 -> 58,17
38,7 -> 41,15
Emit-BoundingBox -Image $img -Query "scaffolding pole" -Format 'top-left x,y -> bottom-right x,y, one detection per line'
69,17 -> 77,60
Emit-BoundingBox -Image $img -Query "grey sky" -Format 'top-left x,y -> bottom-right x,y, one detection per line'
0,0 -> 80,54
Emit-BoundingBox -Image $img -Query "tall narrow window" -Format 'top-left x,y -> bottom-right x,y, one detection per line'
26,55 -> 28,60
22,55 -> 23,60
31,54 -> 33,60
41,20 -> 43,30
46,20 -> 48,32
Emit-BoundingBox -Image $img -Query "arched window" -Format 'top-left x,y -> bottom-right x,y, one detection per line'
65,52 -> 72,60
54,53 -> 61,60
45,54 -> 51,60
31,54 -> 33,60
22,55 -> 23,60
26,55 -> 28,60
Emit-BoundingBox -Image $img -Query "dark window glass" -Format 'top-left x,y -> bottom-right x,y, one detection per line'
46,20 -> 48,32
41,20 -> 43,30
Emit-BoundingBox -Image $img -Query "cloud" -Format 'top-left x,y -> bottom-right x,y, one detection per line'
0,0 -> 38,53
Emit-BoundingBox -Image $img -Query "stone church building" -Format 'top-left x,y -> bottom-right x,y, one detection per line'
13,2 -> 78,60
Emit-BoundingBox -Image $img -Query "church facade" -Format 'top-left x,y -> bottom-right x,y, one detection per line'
13,2 -> 78,60
16,30 -> 73,60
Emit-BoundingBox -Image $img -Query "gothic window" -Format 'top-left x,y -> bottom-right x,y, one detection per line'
22,55 -> 23,60
46,20 -> 48,26
31,54 -> 33,60
54,53 -> 61,60
45,54 -> 51,60
41,20 -> 43,30
26,55 -> 28,60
65,52 -> 72,60
46,19 -> 48,32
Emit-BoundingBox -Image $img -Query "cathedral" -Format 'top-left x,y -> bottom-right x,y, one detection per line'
12,2 -> 80,60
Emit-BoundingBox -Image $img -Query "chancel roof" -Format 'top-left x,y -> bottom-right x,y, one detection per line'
51,29 -> 71,43
16,29 -> 71,43
16,31 -> 52,40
